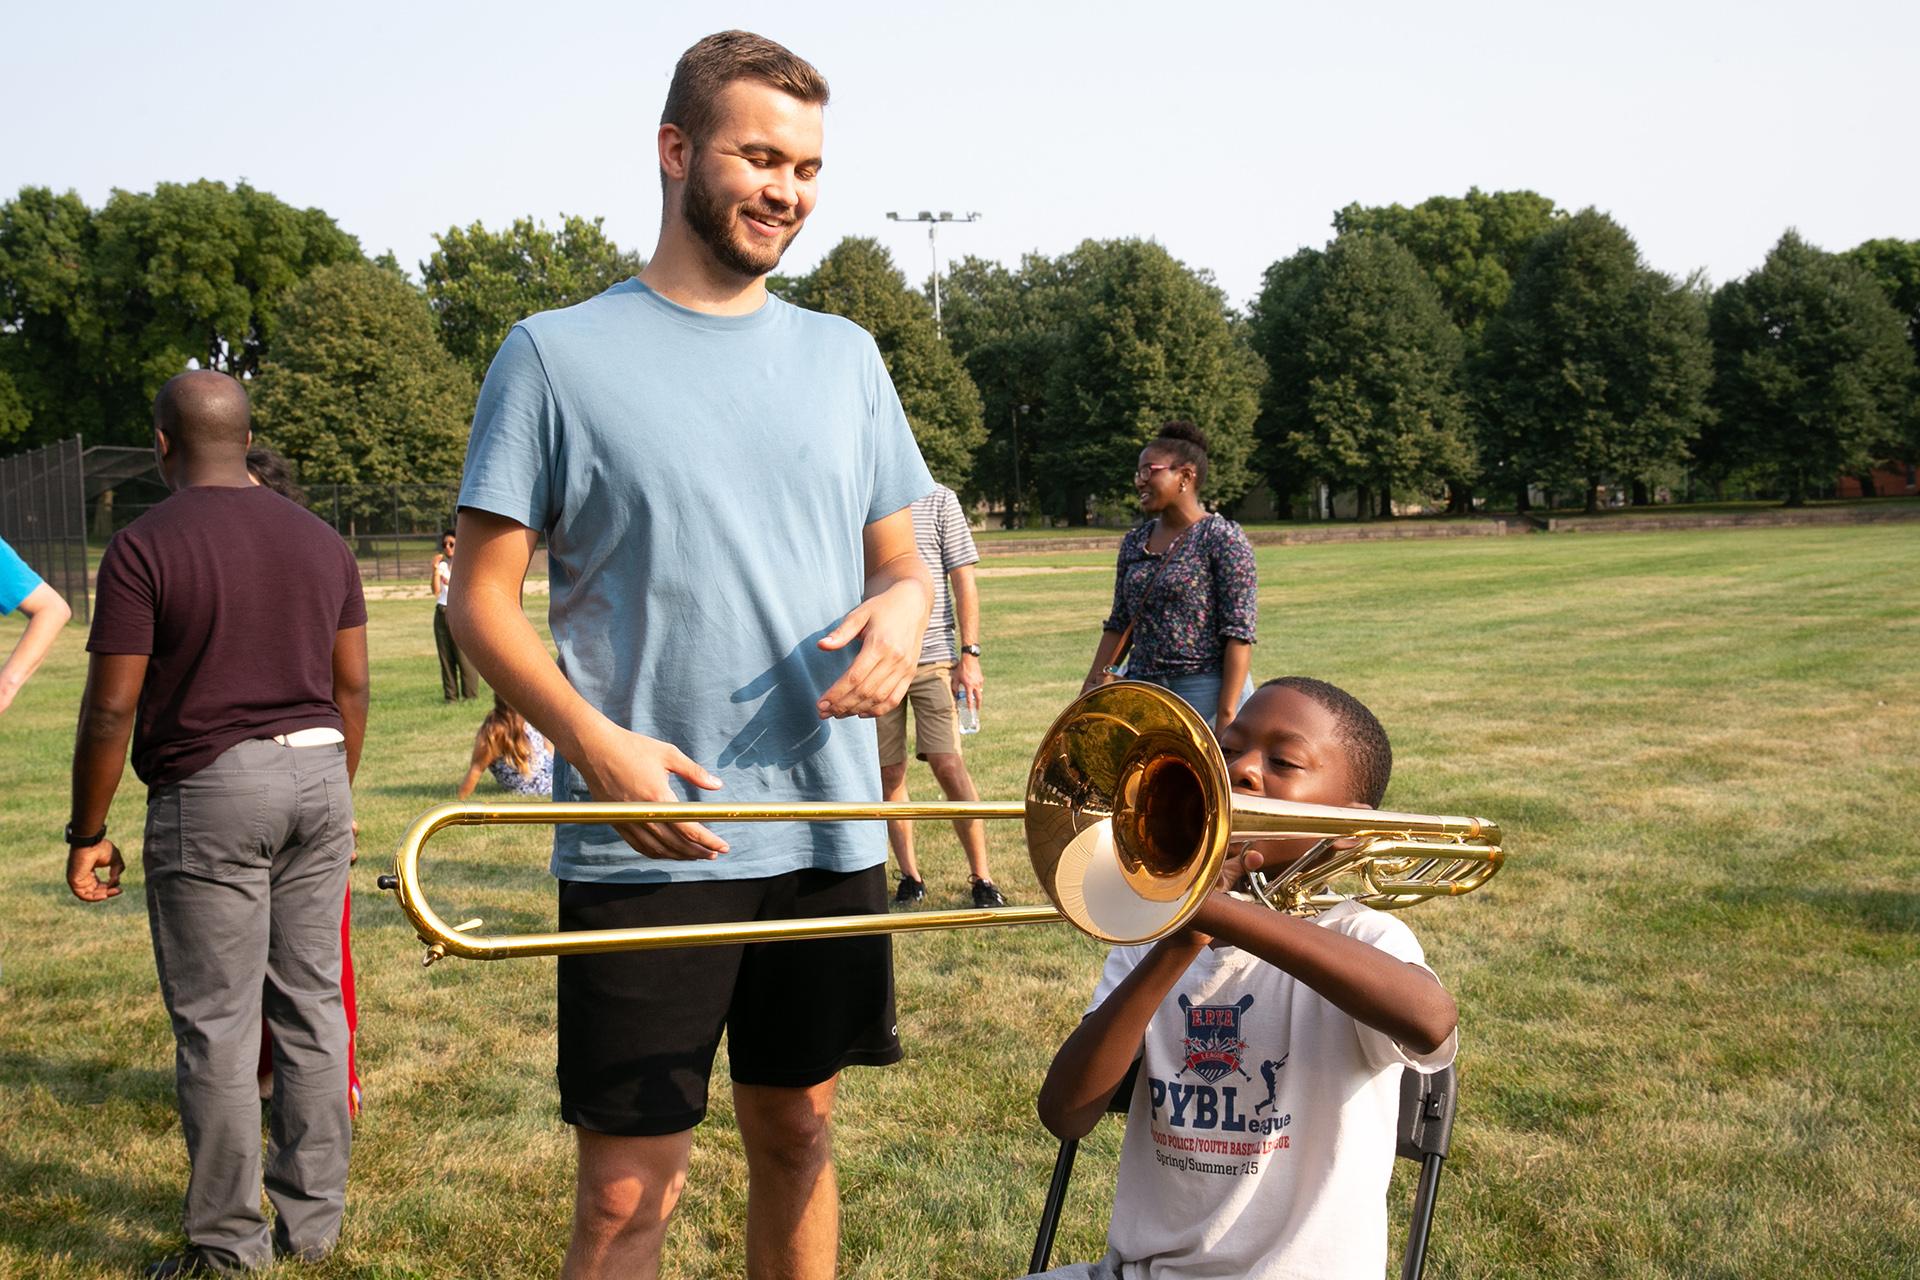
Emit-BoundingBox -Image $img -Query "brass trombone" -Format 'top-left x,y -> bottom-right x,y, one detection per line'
379,682 -> 1503,966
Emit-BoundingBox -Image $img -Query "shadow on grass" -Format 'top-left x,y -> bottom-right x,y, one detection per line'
361,782 -> 461,802
0,1049 -> 172,1108
355,895 -> 554,938
1706,883 -> 1919,934
0,1147 -> 180,1272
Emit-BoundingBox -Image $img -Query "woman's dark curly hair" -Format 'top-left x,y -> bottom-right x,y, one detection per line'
245,445 -> 306,505
1147,420 -> 1209,492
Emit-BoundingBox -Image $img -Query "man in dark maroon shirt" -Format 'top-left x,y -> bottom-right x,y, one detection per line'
66,370 -> 370,1278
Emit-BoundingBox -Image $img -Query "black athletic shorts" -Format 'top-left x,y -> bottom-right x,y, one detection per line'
556,864 -> 902,1136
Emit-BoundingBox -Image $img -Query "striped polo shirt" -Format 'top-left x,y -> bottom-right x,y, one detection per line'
912,486 -> 980,665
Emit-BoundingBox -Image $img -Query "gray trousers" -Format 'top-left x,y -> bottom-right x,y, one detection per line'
143,738 -> 354,1271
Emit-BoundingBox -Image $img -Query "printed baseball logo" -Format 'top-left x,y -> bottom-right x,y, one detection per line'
1176,993 -> 1254,1083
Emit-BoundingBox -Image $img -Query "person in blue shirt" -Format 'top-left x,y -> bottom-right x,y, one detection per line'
447,31 -> 934,1280
0,535 -> 72,715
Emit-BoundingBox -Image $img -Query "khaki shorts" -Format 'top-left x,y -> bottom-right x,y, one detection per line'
876,663 -> 962,765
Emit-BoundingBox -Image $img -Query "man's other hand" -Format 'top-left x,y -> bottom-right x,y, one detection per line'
575,725 -> 729,860
67,840 -> 124,902
814,581 -> 924,719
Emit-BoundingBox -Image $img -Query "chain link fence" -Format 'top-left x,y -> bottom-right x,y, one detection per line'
0,435 -> 478,604
0,437 -> 90,621
300,483 -> 464,581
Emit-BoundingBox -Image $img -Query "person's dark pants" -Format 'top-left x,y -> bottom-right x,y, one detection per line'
143,739 -> 355,1272
556,867 -> 902,1135
433,603 -> 479,700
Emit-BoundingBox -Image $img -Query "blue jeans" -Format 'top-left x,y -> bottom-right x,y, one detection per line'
1140,669 -> 1255,729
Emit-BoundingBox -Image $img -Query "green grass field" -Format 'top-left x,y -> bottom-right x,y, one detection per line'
4,526 -> 1917,1278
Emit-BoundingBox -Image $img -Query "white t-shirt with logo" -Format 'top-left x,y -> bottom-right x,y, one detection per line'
1086,901 -> 1456,1280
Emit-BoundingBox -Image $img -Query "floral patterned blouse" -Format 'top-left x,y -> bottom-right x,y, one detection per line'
489,724 -> 555,797
1102,514 -> 1258,677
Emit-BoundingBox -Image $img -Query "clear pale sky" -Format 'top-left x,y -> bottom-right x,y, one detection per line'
6,0 -> 1915,309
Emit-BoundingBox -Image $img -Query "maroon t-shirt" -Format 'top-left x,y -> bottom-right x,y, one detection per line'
87,485 -> 368,786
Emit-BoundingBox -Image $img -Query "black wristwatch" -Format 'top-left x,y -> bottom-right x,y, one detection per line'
959,644 -> 981,657
65,821 -> 107,847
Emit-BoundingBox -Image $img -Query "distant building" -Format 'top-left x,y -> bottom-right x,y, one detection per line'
1836,463 -> 1918,499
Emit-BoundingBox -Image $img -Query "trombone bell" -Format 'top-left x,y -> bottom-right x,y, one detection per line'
1026,683 -> 1233,943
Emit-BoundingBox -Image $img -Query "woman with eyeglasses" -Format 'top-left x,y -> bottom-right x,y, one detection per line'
1080,422 -> 1257,732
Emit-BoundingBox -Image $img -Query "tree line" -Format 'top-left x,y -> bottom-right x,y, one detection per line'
2,180 -> 1915,518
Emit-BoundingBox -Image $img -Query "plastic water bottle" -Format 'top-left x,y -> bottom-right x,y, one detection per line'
955,688 -> 980,735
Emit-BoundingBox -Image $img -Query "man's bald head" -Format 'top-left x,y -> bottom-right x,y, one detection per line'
153,370 -> 252,461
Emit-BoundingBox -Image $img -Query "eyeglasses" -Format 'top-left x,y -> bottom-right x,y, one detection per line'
1135,463 -> 1177,480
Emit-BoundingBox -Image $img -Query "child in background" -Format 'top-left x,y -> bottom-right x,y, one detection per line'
458,695 -> 554,800
1030,678 -> 1458,1280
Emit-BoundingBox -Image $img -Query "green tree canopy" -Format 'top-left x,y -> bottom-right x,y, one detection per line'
1243,247 -> 1323,516
422,215 -> 642,383
0,369 -> 27,446
1705,231 -> 1914,504
1251,233 -> 1473,516
1038,239 -> 1263,521
1334,188 -> 1562,334
0,187 -> 103,447
786,237 -> 985,487
1845,238 -> 1920,359
252,262 -> 474,505
0,180 -> 357,447
1478,209 -> 1713,510
938,253 -> 1076,519
1844,237 -> 1920,455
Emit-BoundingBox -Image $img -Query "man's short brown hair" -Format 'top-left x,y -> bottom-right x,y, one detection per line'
661,30 -> 830,149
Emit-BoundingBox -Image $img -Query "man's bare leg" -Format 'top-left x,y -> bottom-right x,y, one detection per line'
562,1128 -> 694,1280
734,1077 -> 840,1280
880,761 -> 921,884
926,753 -> 992,882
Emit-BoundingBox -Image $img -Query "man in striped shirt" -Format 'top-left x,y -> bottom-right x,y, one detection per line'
876,485 -> 1007,908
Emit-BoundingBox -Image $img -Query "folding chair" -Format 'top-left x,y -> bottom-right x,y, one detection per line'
1027,1062 -> 1459,1280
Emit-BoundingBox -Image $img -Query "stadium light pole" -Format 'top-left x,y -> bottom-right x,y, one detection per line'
884,210 -> 980,336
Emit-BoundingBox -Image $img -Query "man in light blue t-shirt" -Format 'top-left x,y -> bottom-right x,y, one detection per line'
448,31 -> 934,1280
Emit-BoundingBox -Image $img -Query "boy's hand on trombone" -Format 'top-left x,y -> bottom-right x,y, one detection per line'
1173,845 -> 1267,949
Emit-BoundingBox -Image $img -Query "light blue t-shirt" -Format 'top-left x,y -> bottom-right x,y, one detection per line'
0,537 -> 45,614
458,279 -> 934,883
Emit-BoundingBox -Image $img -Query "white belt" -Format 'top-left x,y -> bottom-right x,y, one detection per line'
266,727 -> 346,748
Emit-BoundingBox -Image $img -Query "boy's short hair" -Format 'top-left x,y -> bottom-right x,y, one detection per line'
661,30 -> 830,151
1258,676 -> 1393,807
